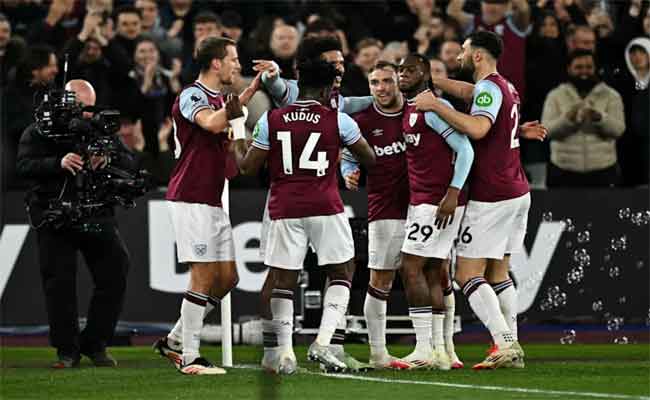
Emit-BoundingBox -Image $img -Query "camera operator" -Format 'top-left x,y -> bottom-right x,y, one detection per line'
16,79 -> 131,369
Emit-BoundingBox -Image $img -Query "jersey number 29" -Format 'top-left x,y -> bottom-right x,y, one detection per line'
277,131 -> 329,176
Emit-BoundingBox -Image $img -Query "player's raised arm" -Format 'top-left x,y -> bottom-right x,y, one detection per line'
340,96 -> 374,115
338,112 -> 375,168
431,77 -> 475,104
234,111 -> 270,176
415,79 -> 502,140
254,60 -> 299,107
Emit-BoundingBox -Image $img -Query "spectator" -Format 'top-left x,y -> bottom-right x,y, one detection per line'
135,0 -> 166,44
4,45 -> 58,188
413,12 -> 446,58
618,38 -> 650,186
354,38 -> 383,77
542,50 -> 626,187
439,40 -> 462,79
158,0 -> 196,58
128,37 -> 181,154
304,17 -> 351,58
111,5 -> 143,63
180,11 -> 222,85
429,56 -> 465,111
379,41 -> 408,64
222,10 -> 244,43
62,12 -> 126,107
522,11 -> 565,187
118,116 -> 175,186
27,0 -> 83,47
566,25 -> 596,53
447,0 -> 532,99
268,24 -> 299,79
0,13 -> 26,87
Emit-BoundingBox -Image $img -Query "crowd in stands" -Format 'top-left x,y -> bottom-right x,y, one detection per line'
1,0 -> 648,190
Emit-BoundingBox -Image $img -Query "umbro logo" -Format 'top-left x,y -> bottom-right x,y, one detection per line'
193,244 -> 207,257
371,129 -> 383,136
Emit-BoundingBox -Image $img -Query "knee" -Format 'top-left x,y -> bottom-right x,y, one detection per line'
370,272 -> 394,292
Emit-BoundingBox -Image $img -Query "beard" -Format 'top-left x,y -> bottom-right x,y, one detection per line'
569,75 -> 598,95
460,57 -> 475,76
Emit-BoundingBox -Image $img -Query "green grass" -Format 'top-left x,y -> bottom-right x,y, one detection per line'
1,344 -> 649,400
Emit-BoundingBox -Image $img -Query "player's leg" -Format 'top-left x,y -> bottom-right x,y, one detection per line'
261,267 -> 300,374
393,252 -> 433,369
423,258 -> 451,370
455,200 -> 519,369
261,216 -> 308,374
306,213 -> 356,372
440,258 -> 463,369
365,269 -> 396,368
364,219 -> 403,368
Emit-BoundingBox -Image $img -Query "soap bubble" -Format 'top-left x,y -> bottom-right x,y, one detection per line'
636,260 -> 645,270
564,218 -> 575,232
592,300 -> 603,312
614,336 -> 629,345
542,212 -> 553,222
560,329 -> 576,344
565,241 -> 573,249
606,317 -> 623,331
608,266 -> 621,279
610,236 -> 628,252
576,231 -> 590,244
618,208 -> 631,220
618,296 -> 626,304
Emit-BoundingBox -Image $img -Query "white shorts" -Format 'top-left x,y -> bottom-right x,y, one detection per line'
368,219 -> 405,270
264,213 -> 354,270
456,193 -> 530,259
401,204 -> 465,259
167,201 -> 235,263
259,192 -> 271,259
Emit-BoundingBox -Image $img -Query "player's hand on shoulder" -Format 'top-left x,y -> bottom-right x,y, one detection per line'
435,188 -> 459,230
414,90 -> 439,112
344,169 -> 361,191
520,120 -> 547,141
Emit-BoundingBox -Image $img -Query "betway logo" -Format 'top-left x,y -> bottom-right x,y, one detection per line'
0,216 -> 563,309
374,141 -> 406,157
404,133 -> 421,147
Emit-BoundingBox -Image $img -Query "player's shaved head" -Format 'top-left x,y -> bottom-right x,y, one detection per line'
398,53 -> 431,95
65,79 -> 96,106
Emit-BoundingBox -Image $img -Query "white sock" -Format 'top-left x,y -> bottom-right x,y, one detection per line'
168,297 -> 217,344
364,285 -> 390,357
409,306 -> 433,353
316,281 -> 351,346
443,287 -> 456,354
330,315 -> 347,356
463,277 -> 514,349
432,312 -> 445,352
181,291 -> 208,364
493,279 -> 518,341
270,289 -> 294,350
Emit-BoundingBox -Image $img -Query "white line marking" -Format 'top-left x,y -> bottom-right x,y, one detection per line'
233,364 -> 649,400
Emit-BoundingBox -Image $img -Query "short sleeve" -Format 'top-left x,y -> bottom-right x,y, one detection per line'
470,79 -> 503,123
337,112 -> 362,146
424,99 -> 455,138
251,111 -> 270,150
179,87 -> 211,123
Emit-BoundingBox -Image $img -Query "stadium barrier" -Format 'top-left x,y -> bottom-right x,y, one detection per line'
1,188 -> 648,328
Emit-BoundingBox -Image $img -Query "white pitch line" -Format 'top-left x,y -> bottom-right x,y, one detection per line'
233,364 -> 649,400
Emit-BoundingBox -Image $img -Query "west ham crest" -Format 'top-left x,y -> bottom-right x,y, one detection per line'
409,113 -> 418,127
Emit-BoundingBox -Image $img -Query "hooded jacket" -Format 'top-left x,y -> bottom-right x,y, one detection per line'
625,37 -> 650,90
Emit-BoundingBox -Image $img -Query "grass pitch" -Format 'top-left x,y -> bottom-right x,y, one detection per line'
1,344 -> 648,400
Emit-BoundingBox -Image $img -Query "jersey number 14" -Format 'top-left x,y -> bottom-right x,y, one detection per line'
277,131 -> 329,176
